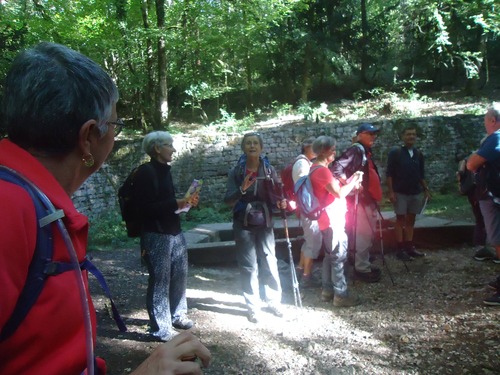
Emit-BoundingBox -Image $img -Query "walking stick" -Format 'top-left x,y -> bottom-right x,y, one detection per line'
374,206 -> 396,285
349,189 -> 359,285
279,183 -> 302,308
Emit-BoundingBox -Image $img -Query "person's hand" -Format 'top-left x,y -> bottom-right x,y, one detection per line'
131,331 -> 211,375
388,191 -> 396,203
424,188 -> 432,201
277,198 -> 287,210
351,171 -> 363,189
188,191 -> 200,207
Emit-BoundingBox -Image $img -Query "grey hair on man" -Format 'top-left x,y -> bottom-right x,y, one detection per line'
2,42 -> 119,156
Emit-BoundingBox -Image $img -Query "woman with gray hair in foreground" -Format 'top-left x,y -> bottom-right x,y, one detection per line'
0,42 -> 209,375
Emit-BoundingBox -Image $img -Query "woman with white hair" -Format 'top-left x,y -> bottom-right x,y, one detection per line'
133,131 -> 199,341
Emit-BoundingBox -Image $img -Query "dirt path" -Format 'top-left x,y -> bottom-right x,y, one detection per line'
89,245 -> 499,374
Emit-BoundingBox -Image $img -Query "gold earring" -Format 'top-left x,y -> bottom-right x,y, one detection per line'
82,153 -> 95,167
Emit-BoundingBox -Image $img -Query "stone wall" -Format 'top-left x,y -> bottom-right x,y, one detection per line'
73,114 -> 484,219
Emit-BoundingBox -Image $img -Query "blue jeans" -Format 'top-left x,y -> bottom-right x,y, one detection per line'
233,222 -> 282,312
321,227 -> 348,297
141,232 -> 188,337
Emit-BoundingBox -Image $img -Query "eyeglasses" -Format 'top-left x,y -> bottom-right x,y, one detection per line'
106,118 -> 125,137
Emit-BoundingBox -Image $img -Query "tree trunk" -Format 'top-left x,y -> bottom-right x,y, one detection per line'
155,0 -> 168,128
360,0 -> 369,83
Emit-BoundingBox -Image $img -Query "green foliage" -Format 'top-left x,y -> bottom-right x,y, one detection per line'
88,209 -> 136,251
207,108 -> 255,133
182,204 -> 233,231
0,0 -> 498,129
424,193 -> 471,221
297,102 -> 331,122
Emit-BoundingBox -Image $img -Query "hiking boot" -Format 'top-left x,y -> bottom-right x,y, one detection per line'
333,292 -> 363,307
321,289 -> 334,302
488,277 -> 500,290
267,303 -> 284,318
406,247 -> 425,258
172,316 -> 194,330
299,274 -> 321,289
354,269 -> 381,283
483,292 -> 500,306
247,310 -> 259,323
473,247 -> 495,261
396,251 -> 413,262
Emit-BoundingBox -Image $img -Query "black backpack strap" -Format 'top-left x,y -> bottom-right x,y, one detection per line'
0,166 -> 64,342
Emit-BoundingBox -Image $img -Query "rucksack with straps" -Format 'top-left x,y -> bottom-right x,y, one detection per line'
457,158 -> 476,195
118,163 -> 158,238
280,155 -> 309,213
293,165 -> 324,220
0,166 -> 126,343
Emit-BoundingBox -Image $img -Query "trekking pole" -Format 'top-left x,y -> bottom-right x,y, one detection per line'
350,189 -> 359,285
279,183 -> 302,308
374,205 -> 396,285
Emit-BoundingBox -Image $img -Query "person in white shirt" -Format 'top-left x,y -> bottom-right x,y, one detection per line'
292,137 -> 323,288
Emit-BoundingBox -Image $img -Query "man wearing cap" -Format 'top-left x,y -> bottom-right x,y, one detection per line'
330,123 -> 383,283
386,125 -> 431,261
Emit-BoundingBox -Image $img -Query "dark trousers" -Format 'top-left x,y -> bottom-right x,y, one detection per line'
467,193 -> 486,246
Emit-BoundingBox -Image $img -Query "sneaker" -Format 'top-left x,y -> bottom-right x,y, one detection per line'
333,292 -> 363,307
396,251 -> 413,262
321,289 -> 334,302
172,316 -> 193,330
483,292 -> 500,306
354,269 -> 381,283
473,247 -> 495,261
406,247 -> 425,258
267,303 -> 284,318
247,310 -> 259,323
488,277 -> 500,290
493,257 -> 500,264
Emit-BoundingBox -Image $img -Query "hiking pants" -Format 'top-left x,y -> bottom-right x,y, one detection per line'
354,202 -> 378,273
141,231 -> 188,337
233,222 -> 282,312
321,227 -> 348,297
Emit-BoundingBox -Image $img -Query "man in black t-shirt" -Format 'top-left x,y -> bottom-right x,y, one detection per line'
386,126 -> 431,261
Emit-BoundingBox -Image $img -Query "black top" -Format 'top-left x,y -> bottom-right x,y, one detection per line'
386,146 -> 425,195
134,158 -> 182,235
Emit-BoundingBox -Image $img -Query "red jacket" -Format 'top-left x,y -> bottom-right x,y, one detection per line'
0,139 -> 106,374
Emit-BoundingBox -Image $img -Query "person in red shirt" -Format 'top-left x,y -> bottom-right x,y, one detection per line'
309,136 -> 363,306
0,42 -> 210,375
330,123 -> 383,283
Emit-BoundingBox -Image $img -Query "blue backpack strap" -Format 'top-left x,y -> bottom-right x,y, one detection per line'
81,257 -> 127,332
0,167 -> 127,342
0,166 -> 64,342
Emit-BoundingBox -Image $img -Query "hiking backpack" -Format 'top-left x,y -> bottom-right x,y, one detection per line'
118,163 -> 157,238
0,166 -> 126,342
280,155 -> 308,212
457,158 -> 476,195
293,165 -> 324,220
